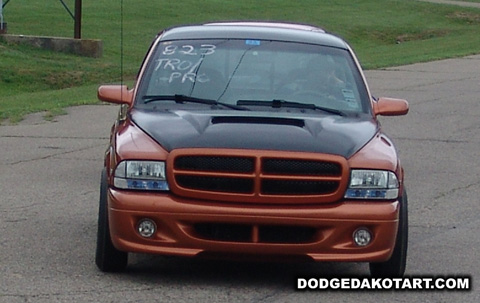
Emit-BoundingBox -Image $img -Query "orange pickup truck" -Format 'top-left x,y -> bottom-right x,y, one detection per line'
95,22 -> 409,277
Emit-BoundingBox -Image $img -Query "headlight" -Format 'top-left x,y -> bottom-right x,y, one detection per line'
344,170 -> 398,199
113,160 -> 169,191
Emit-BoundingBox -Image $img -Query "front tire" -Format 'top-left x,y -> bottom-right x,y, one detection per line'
95,169 -> 128,272
369,189 -> 408,278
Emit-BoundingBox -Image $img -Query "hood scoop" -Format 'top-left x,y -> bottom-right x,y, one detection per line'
211,116 -> 305,128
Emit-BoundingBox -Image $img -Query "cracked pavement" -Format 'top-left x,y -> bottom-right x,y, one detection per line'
1,55 -> 480,302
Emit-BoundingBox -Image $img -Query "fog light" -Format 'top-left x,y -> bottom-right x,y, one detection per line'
353,228 -> 372,246
137,219 -> 157,238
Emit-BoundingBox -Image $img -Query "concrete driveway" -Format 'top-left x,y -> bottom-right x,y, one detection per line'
1,55 -> 479,302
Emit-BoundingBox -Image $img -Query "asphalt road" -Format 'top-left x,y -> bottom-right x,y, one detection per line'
1,55 -> 479,302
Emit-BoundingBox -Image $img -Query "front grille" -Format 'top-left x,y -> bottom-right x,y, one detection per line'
168,149 -> 348,204
176,175 -> 253,194
194,223 -> 316,243
261,180 -> 339,195
175,156 -> 254,173
262,158 -> 341,176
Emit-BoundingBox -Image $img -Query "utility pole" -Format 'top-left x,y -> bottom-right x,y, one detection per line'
60,0 -> 82,39
74,0 -> 82,39
0,0 -> 5,33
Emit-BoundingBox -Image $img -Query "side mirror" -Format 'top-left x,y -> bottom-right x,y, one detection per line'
373,97 -> 409,116
97,85 -> 133,106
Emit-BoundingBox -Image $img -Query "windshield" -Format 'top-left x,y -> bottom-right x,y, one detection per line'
135,39 -> 370,114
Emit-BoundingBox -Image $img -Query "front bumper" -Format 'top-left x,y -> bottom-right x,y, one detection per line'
108,188 -> 399,262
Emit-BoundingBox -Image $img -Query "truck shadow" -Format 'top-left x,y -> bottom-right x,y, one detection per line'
120,254 -> 369,287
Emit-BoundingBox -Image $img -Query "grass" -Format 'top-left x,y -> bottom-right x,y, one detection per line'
1,0 -> 480,122
0,84 -> 100,123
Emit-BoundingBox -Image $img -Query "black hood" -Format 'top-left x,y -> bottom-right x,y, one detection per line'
130,109 -> 378,158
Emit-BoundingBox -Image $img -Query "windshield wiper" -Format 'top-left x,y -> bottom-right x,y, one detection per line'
236,99 -> 346,116
143,94 -> 249,111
